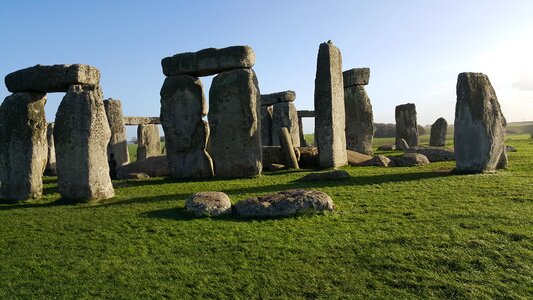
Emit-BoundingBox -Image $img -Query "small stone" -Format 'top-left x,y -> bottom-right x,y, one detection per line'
377,144 -> 396,151
343,68 -> 370,87
261,90 -> 296,106
162,46 -> 255,77
505,145 -> 517,152
116,156 -> 170,179
346,150 -> 373,166
124,173 -> 150,180
397,138 -> 410,150
389,153 -> 429,167
265,163 -> 286,171
359,155 -> 391,167
5,64 -> 100,93
406,147 -> 455,162
299,170 -> 350,181
233,189 -> 335,218
186,192 -> 232,217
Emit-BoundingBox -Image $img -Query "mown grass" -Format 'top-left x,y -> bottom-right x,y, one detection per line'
1,135 -> 532,298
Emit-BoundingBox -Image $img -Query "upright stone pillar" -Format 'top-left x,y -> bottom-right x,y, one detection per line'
104,99 -> 129,169
45,123 -> 57,175
0,92 -> 47,200
454,72 -> 507,172
429,117 -> 448,147
298,117 -> 308,147
343,68 -> 374,155
314,41 -> 347,168
260,106 -> 273,146
208,68 -> 262,177
272,102 -> 300,146
395,103 -> 419,149
54,84 -> 114,201
137,124 -> 161,161
160,75 -> 214,179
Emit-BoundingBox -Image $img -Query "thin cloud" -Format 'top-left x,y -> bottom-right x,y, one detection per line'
512,78 -> 533,91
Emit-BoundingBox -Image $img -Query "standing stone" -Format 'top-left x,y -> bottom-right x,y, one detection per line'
137,124 -> 161,161
344,85 -> 374,155
260,91 -> 296,106
54,85 -> 114,201
160,75 -> 214,179
103,99 -> 129,170
272,102 -> 300,147
395,103 -> 419,149
0,92 -> 47,200
45,123 -> 57,175
314,41 -> 347,168
208,68 -> 262,177
279,127 -> 299,169
454,72 -> 507,172
260,105 -> 273,146
429,117 -> 448,147
298,117 -> 308,147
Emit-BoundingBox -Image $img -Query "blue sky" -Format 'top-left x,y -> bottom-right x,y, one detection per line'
1,1 -> 532,139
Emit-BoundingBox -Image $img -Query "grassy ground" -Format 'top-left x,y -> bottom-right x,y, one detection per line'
1,135 -> 532,298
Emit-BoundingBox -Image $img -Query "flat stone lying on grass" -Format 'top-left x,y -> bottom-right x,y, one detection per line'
505,145 -> 517,152
264,163 -> 286,171
377,144 -> 395,151
358,155 -> 391,167
233,189 -> 334,218
186,192 -> 232,217
346,150 -> 372,166
299,170 -> 350,181
406,147 -> 455,162
116,155 -> 169,179
5,64 -> 100,93
389,153 -> 429,167
122,173 -> 150,180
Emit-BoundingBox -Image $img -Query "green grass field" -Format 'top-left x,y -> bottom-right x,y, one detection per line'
1,135 -> 532,298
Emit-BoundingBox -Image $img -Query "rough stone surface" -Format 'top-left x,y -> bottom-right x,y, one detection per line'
359,155 -> 391,167
298,147 -> 319,169
397,138 -> 410,150
265,163 -> 286,171
389,153 -> 429,167
54,85 -> 114,201
261,106 -> 273,146
429,117 -> 448,147
314,41 -> 347,168
406,147 -> 455,162
0,92 -> 47,200
104,99 -> 129,170
45,122 -> 57,176
137,124 -> 161,161
208,68 -> 262,178
160,75 -> 213,178
298,117 -> 308,147
395,103 -> 419,149
346,150 -> 373,166
299,170 -> 350,181
123,116 -> 160,125
272,102 -> 300,146
454,72 -> 507,173
343,68 -> 370,87
5,64 -> 100,93
162,46 -> 255,77
233,189 -> 335,218
123,173 -> 150,180
377,144 -> 395,151
279,127 -> 299,169
260,91 -> 296,106
186,191 -> 232,217
344,85 -> 374,154
116,155 -> 170,179
506,145 -> 517,152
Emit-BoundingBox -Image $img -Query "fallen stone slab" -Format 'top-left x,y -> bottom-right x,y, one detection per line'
186,191 -> 232,217
261,90 -> 296,106
347,150 -> 373,166
343,68 -> 370,87
5,64 -> 100,93
264,163 -> 287,171
299,170 -> 350,181
406,146 -> 455,162
233,189 -> 335,218
116,155 -> 170,179
389,153 -> 429,167
358,155 -> 391,167
377,144 -> 396,151
122,173 -> 150,180
162,45 -> 255,77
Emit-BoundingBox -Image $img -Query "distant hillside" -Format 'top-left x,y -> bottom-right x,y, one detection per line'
506,121 -> 533,134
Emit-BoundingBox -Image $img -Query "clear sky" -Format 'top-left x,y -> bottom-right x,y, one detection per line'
1,0 -> 532,139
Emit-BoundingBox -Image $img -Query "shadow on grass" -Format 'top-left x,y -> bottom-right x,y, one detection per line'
0,197 -> 80,211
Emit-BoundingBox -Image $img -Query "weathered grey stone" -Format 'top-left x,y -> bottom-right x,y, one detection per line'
104,99 -> 129,171
233,189 -> 335,218
5,64 -> 100,93
298,147 -> 319,169
45,122 -> 57,176
160,75 -> 213,179
116,155 -> 169,179
298,117 -> 308,147
0,92 -> 47,200
54,85 -> 114,201
265,163 -> 286,171
314,41 -> 347,168
137,124 -> 161,161
123,116 -> 160,125
279,127 -> 299,169
395,103 -> 419,149
346,150 -> 373,166
505,145 -> 517,152
429,117 -> 448,147
162,46 -> 255,77
406,147 -> 455,162
272,102 -> 300,146
397,138 -> 410,150
359,155 -> 391,167
454,72 -> 507,173
208,68 -> 262,178
389,153 -> 429,167
262,146 -> 283,167
261,106 -> 273,146
299,170 -> 350,181
186,192 -> 232,217
345,85 -> 374,154
122,172 -> 150,180
260,90 -> 296,106
377,144 -> 395,151
343,68 -> 370,87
